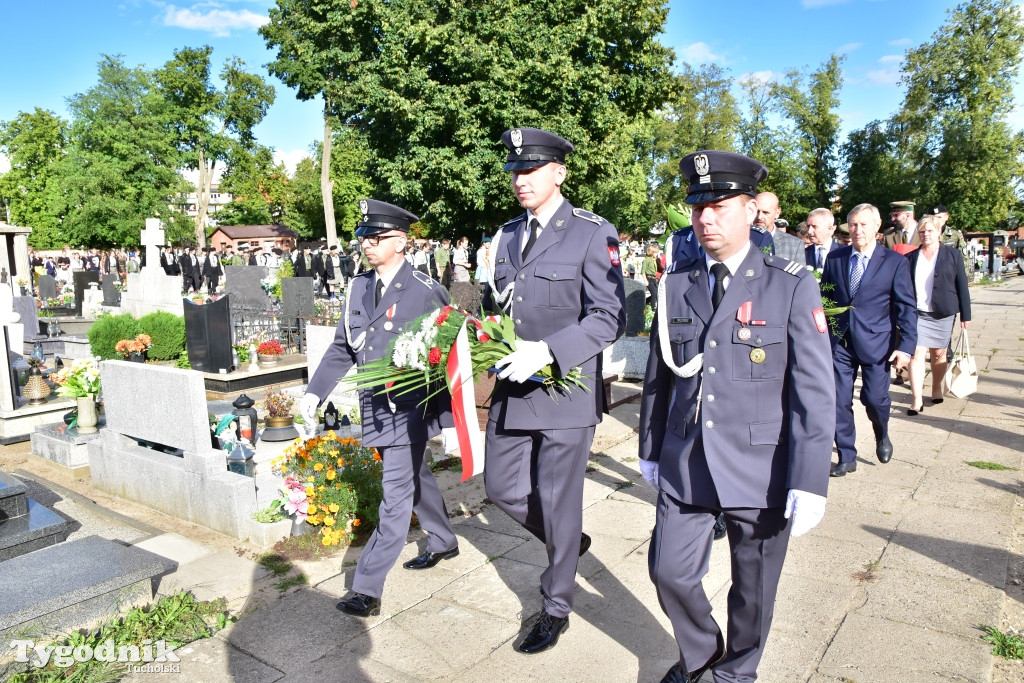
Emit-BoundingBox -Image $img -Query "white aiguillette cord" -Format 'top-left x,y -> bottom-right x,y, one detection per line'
657,268 -> 705,423
486,227 -> 516,314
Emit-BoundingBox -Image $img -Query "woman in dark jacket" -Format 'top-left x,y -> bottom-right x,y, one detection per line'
906,215 -> 971,414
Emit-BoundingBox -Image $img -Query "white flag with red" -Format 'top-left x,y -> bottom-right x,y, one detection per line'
446,318 -> 485,480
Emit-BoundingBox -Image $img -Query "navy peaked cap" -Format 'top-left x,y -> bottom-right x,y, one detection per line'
501,127 -> 574,171
679,150 -> 768,205
355,199 -> 419,237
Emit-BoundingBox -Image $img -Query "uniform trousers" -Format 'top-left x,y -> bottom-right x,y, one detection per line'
484,422 -> 594,618
206,274 -> 219,295
832,342 -> 891,464
649,492 -> 791,683
351,442 -> 457,598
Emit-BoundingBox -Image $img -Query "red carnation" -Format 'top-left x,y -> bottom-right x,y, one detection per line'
477,333 -> 491,343
428,346 -> 442,365
436,307 -> 450,325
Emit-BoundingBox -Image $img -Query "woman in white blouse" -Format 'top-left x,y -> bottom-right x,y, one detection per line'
905,216 -> 971,415
452,237 -> 471,282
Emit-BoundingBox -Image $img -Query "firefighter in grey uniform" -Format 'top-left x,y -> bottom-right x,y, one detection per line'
482,127 -> 626,654
299,199 -> 459,618
639,151 -> 836,683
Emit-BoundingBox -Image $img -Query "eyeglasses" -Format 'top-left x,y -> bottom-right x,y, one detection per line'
360,234 -> 400,247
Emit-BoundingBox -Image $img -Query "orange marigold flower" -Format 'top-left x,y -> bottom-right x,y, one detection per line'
352,518 -> 361,527
328,503 -> 340,513
372,452 -> 382,461
326,469 -> 336,481
307,504 -> 318,515
337,458 -> 345,467
313,462 -> 324,472
323,516 -> 335,527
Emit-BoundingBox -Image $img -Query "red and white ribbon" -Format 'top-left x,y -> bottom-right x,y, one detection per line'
447,318 -> 485,481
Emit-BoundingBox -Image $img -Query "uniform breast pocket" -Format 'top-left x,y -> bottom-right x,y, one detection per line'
667,323 -> 698,367
494,264 -> 512,290
535,262 -> 578,308
732,325 -> 786,381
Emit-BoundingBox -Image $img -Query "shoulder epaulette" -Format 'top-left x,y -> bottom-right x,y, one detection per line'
411,270 -> 435,289
500,215 -> 524,229
572,208 -> 605,225
765,256 -> 808,277
354,270 -> 374,280
751,225 -> 769,234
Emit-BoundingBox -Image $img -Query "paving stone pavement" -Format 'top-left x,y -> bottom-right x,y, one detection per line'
15,277 -> 1024,682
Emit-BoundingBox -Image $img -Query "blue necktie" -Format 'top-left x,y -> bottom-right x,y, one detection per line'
849,253 -> 864,299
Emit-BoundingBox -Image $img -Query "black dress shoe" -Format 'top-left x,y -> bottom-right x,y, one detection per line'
907,405 -> 923,416
830,461 -> 857,477
876,436 -> 893,464
930,397 -> 944,405
579,532 -> 592,557
660,630 -> 726,682
712,512 -> 727,541
518,611 -> 569,654
336,592 -> 380,617
402,547 -> 459,570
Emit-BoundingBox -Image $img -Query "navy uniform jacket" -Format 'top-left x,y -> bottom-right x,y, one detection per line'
638,249 -> 836,508
483,200 -> 626,430
307,261 -> 452,447
665,225 -> 774,265
821,245 -> 917,363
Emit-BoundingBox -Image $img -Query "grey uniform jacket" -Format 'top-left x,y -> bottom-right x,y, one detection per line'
306,261 -> 452,448
483,200 -> 626,430
638,250 -> 836,509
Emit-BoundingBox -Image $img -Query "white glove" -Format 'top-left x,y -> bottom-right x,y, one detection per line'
495,340 -> 554,383
299,393 -> 320,435
639,460 -> 659,489
784,489 -> 827,538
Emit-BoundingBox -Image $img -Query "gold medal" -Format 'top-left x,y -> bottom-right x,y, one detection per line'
737,328 -> 751,341
750,348 -> 766,364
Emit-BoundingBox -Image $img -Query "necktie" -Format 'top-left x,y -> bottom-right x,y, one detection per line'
850,252 -> 864,299
522,218 -> 541,259
710,262 -> 729,311
817,247 -> 825,270
375,278 -> 384,307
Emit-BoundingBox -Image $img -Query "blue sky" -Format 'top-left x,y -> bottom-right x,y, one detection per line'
2,0 -> 1020,175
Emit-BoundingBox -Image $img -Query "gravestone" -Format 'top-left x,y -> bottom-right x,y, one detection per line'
11,296 -> 37,342
72,272 -> 100,317
2,289 -> 25,354
101,278 -> 121,307
184,295 -> 233,372
1,331 -> 17,411
36,275 -> 57,301
139,218 -> 164,272
623,278 -> 647,337
448,281 -> 484,314
281,277 -> 314,327
224,266 -> 270,311
120,218 -> 184,318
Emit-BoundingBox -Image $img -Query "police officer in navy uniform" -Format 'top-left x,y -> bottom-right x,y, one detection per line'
482,127 -> 626,654
299,199 -> 459,618
639,150 -> 836,683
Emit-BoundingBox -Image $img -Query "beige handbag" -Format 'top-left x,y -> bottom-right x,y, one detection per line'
943,330 -> 978,398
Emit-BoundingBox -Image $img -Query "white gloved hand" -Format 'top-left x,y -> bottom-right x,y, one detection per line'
784,489 -> 827,538
299,393 -> 320,435
495,340 -> 554,383
639,460 -> 659,489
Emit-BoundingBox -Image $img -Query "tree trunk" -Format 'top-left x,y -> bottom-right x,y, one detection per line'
321,103 -> 337,248
194,149 -> 214,248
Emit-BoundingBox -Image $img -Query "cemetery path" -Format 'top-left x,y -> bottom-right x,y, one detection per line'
2,275 -> 1023,682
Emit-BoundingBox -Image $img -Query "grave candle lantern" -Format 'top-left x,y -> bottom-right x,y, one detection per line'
232,393 -> 259,446
226,441 -> 255,478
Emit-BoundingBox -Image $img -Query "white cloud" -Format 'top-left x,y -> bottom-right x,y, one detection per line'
738,70 -> 775,85
889,38 -> 913,47
801,0 -> 849,7
836,42 -> 864,54
161,3 -> 269,37
274,149 -> 311,175
863,67 -> 902,87
679,42 -> 723,65
878,54 -> 903,64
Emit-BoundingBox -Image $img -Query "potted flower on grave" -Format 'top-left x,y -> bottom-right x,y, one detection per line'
115,333 -> 152,362
53,359 -> 102,433
256,339 -> 284,365
262,388 -> 295,428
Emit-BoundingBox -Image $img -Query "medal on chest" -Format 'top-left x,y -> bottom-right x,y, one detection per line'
383,303 -> 397,331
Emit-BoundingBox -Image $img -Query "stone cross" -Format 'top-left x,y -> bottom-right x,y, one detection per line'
140,218 -> 165,271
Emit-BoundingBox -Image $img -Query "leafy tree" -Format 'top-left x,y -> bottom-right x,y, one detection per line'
216,143 -> 291,226
288,155 -> 323,238
839,119 -> 917,218
51,55 -> 186,248
0,108 -> 67,247
156,46 -> 275,246
650,65 -> 740,215
897,0 -> 1024,230
262,0 -> 674,235
773,55 -> 844,210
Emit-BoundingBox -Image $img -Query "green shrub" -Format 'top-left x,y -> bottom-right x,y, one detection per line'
138,311 -> 186,360
176,351 -> 191,369
87,313 -> 143,360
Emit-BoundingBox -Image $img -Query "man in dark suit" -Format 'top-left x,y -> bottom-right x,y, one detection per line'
161,245 -> 180,276
293,244 -> 313,278
755,192 -> 806,264
639,150 -> 835,683
179,246 -> 201,294
805,208 -> 840,269
299,200 -> 458,618
202,247 -> 222,295
821,203 -> 917,476
481,127 -> 626,654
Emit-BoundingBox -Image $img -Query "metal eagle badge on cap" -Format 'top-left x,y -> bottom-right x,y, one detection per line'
694,153 -> 710,183
359,199 -> 368,216
511,129 -> 523,154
